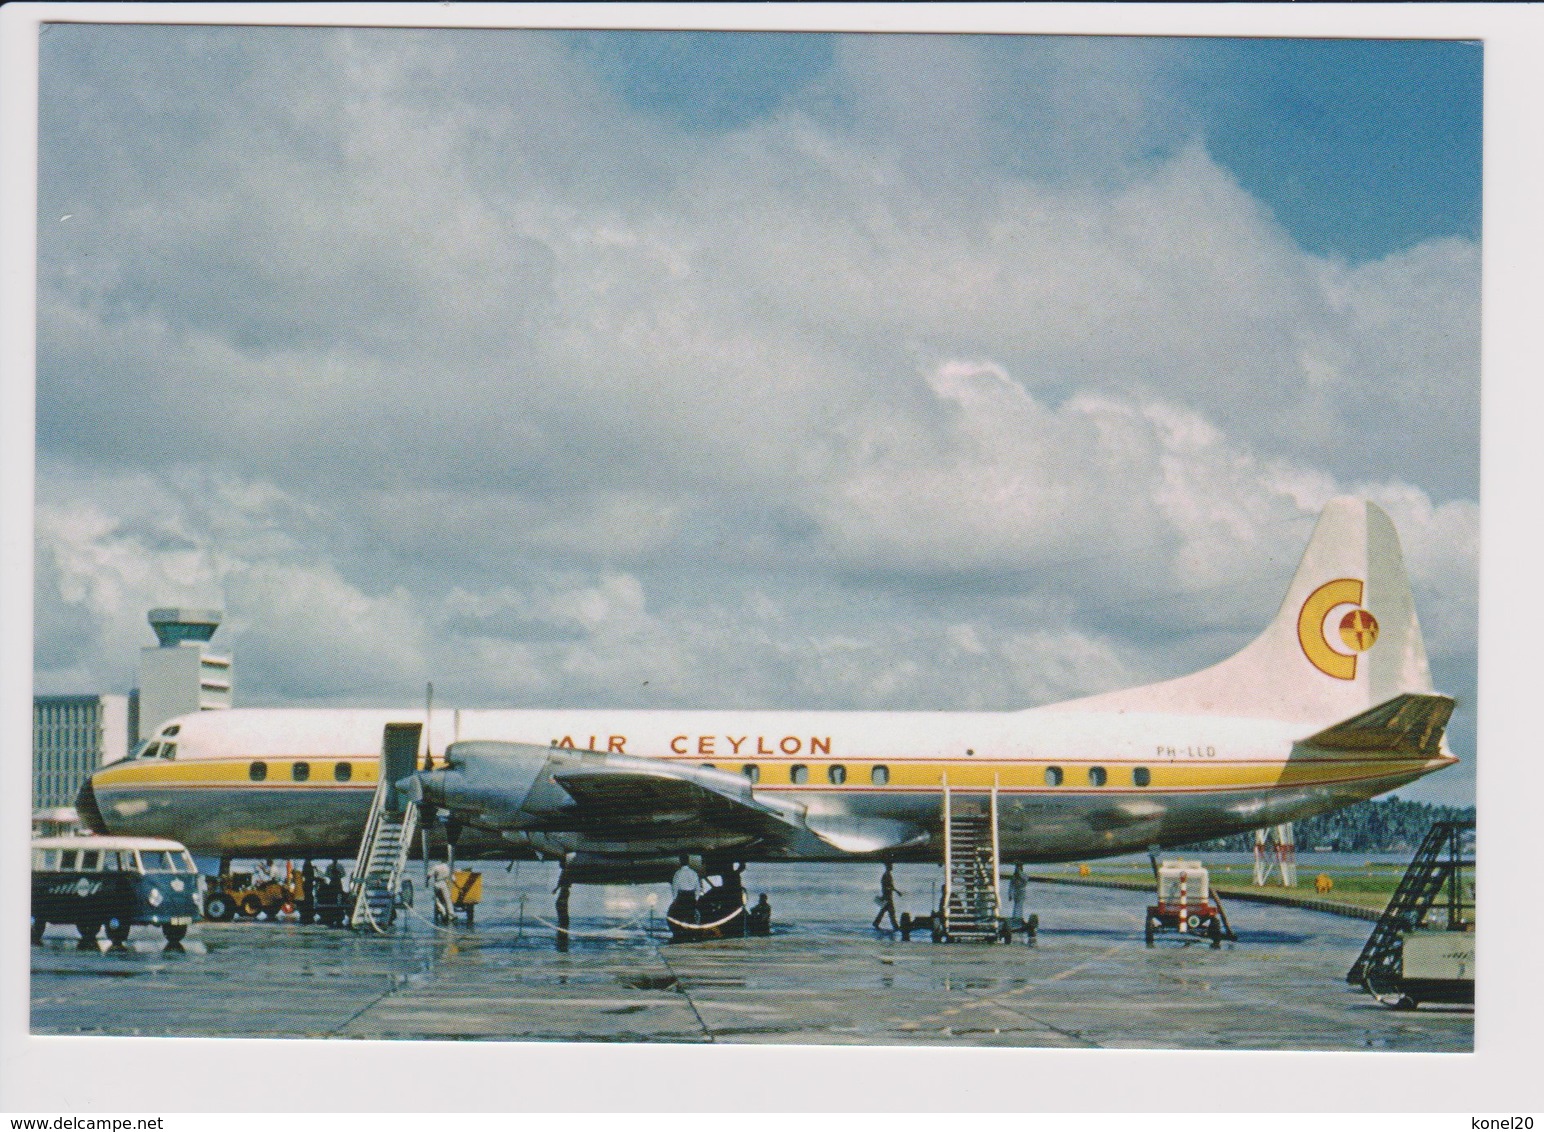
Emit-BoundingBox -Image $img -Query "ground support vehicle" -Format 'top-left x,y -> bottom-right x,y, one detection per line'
1144,859 -> 1235,948
32,835 -> 201,950
451,869 -> 482,927
666,882 -> 746,942
201,869 -> 306,922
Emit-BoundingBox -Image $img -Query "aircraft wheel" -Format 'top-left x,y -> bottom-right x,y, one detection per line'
238,894 -> 263,918
204,892 -> 236,922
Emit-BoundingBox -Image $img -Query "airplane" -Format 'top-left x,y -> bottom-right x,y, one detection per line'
79,497 -> 1458,885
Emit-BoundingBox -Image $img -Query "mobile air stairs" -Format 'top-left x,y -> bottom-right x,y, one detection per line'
348,722 -> 424,930
933,777 -> 1027,943
1346,820 -> 1475,1008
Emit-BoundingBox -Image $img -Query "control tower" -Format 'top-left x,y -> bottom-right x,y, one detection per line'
137,607 -> 232,741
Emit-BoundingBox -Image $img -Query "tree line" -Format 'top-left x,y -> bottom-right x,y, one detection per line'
1192,796 -> 1476,854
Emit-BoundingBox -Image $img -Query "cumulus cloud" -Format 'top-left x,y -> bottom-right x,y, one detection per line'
32,27 -> 1479,803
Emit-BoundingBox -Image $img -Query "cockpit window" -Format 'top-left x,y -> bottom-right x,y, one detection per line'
160,743 -> 176,760
161,724 -> 180,737
141,743 -> 161,760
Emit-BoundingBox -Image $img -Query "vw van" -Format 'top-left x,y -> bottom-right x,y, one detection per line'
32,835 -> 202,949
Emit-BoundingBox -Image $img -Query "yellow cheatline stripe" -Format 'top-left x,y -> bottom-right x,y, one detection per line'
90,754 -> 1433,793
92,758 -> 377,787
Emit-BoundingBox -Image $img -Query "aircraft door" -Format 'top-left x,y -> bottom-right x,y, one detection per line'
381,723 -> 423,816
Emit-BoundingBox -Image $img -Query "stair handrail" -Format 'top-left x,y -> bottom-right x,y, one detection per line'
941,773 -> 952,918
989,773 -> 1002,916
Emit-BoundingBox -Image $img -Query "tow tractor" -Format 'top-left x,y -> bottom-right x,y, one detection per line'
1144,858 -> 1235,948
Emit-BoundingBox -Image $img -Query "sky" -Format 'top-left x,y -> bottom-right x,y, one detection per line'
31,24 -> 1481,805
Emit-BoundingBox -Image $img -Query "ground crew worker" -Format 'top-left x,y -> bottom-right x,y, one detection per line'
1009,863 -> 1029,925
671,855 -> 700,922
872,862 -> 901,931
429,861 -> 454,924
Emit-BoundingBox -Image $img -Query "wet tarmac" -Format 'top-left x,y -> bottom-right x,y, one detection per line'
29,862 -> 1473,1050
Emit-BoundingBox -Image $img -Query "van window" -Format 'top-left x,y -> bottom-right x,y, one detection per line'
41,849 -> 60,869
1133,767 -> 1151,787
143,851 -> 181,873
334,761 -> 352,782
1088,766 -> 1107,787
80,850 -> 100,870
99,851 -> 120,870
250,761 -> 268,782
178,850 -> 197,873
292,761 -> 310,782
60,850 -> 78,870
1044,766 -> 1063,787
871,765 -> 890,786
32,849 -> 46,869
790,764 -> 808,785
828,765 -> 847,785
742,764 -> 760,783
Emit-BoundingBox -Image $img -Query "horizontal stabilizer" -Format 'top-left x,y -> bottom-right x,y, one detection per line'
1301,693 -> 1455,756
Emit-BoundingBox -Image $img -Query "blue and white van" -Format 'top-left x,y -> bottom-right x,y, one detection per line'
32,835 -> 202,949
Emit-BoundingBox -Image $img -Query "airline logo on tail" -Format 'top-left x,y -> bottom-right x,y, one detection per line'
1298,578 -> 1380,680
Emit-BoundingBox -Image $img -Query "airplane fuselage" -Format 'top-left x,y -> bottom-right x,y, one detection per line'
84,705 -> 1454,863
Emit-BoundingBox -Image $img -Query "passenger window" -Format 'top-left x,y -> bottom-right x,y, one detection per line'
80,851 -> 100,870
790,764 -> 808,785
144,851 -> 178,872
828,765 -> 847,785
100,851 -> 120,870
742,764 -> 760,783
334,762 -> 352,782
42,850 -> 60,869
701,763 -> 715,770
125,851 -> 144,873
1133,767 -> 1151,787
1088,766 -> 1107,787
60,850 -> 78,870
160,743 -> 176,759
292,761 -> 310,782
249,761 -> 268,782
32,849 -> 45,869
1044,766 -> 1063,787
179,851 -> 198,873
871,765 -> 889,786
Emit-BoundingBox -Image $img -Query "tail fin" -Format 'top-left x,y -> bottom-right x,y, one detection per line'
1052,497 -> 1434,724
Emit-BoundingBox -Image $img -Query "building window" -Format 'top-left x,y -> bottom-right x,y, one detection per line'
828,764 -> 847,785
790,764 -> 808,785
334,762 -> 352,782
742,764 -> 759,783
292,761 -> 310,782
1133,767 -> 1151,787
249,761 -> 267,782
1044,766 -> 1063,787
871,765 -> 889,786
1088,766 -> 1107,787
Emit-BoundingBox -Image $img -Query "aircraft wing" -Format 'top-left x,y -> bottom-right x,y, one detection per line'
417,740 -> 926,863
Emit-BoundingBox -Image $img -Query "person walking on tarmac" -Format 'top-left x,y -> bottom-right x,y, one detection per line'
872,862 -> 901,931
1009,862 -> 1029,926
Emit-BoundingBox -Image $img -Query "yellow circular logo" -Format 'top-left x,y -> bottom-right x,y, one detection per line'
1297,578 -> 1377,681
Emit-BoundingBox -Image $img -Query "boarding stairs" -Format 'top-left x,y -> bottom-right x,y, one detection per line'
940,778 -> 1002,942
349,722 -> 424,930
1346,820 -> 1475,987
